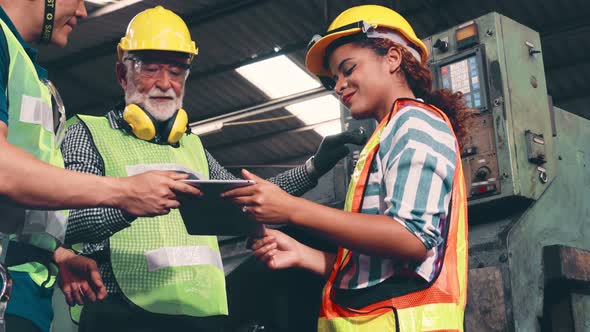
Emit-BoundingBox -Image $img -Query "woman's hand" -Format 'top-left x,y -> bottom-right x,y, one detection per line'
222,169 -> 297,224
249,228 -> 303,270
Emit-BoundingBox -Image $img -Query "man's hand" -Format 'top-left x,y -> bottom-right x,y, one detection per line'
311,128 -> 368,178
54,248 -> 107,306
114,171 -> 202,217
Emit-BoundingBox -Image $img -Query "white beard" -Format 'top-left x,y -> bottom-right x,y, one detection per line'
125,79 -> 185,122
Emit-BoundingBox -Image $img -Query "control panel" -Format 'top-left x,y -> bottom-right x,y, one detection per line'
425,12 -> 556,206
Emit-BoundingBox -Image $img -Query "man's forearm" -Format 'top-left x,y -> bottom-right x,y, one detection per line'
268,166 -> 317,197
65,208 -> 132,245
60,121 -> 136,245
0,136 -> 123,210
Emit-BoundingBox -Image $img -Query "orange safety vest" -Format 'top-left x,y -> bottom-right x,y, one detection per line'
318,99 -> 468,331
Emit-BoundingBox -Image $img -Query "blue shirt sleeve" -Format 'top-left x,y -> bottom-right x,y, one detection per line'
0,25 -> 9,125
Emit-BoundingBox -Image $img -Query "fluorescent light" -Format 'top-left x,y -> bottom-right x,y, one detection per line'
236,55 -> 321,98
286,95 -> 342,136
236,55 -> 341,137
312,119 -> 343,137
87,0 -> 143,18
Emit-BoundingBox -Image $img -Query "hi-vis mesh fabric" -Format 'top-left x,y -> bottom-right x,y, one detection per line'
1,18 -> 68,288
318,99 -> 468,332
75,115 -> 227,318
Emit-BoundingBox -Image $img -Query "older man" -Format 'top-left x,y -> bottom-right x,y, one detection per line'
62,5 -> 364,332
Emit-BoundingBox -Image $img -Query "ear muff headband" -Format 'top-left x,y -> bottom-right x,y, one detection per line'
122,105 -> 188,144
122,104 -> 157,141
161,109 -> 188,144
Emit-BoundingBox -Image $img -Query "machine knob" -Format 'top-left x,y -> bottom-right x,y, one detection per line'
475,166 -> 491,181
433,38 -> 449,52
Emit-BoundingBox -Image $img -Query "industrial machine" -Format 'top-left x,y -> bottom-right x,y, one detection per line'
343,12 -> 590,331
342,12 -> 590,331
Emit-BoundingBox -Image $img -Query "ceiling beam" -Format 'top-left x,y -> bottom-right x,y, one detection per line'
545,57 -> 590,75
539,16 -> 590,40
87,0 -> 143,18
206,118 -> 333,153
190,87 -> 329,127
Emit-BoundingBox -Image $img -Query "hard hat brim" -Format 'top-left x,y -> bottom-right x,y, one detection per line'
118,44 -> 198,62
305,27 -> 361,78
305,23 -> 429,78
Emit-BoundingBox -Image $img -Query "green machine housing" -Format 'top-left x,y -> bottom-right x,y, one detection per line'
420,12 -> 590,331
427,13 -> 556,209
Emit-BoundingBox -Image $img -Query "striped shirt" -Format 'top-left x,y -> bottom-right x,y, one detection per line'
337,103 -> 457,289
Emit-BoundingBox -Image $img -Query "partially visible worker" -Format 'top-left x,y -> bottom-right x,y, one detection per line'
61,5 -> 365,332
0,1 -> 201,332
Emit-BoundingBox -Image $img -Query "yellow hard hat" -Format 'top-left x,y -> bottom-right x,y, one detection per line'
306,5 -> 428,78
117,6 -> 198,61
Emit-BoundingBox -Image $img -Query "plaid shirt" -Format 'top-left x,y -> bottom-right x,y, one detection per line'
62,110 -> 316,294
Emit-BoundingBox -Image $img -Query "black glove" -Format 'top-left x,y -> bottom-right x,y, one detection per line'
307,128 -> 368,179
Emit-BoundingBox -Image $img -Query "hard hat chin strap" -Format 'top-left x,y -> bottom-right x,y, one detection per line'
39,0 -> 56,44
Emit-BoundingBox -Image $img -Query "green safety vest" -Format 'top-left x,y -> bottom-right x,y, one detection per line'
77,114 -> 228,317
0,18 -> 68,287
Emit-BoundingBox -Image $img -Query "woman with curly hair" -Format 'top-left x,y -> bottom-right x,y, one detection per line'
224,5 -> 470,331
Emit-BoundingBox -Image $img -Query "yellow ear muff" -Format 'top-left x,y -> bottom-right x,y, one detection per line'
166,108 -> 188,144
122,104 -> 157,141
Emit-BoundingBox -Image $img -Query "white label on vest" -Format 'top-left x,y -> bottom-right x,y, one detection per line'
19,210 -> 67,250
126,164 -> 204,179
20,95 -> 54,133
144,246 -> 223,272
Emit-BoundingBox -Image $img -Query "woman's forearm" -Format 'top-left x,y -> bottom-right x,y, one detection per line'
298,245 -> 336,278
288,197 -> 426,261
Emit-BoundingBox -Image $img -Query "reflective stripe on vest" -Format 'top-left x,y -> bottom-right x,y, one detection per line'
78,114 -> 228,317
1,18 -> 68,287
318,99 -> 468,331
319,302 -> 464,332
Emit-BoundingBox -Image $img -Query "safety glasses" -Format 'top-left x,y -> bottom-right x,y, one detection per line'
123,56 -> 191,83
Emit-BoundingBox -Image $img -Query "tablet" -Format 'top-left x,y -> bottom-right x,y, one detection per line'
180,179 -> 255,195
178,180 -> 258,236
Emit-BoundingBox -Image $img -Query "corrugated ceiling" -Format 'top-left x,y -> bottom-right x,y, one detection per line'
36,0 -> 590,174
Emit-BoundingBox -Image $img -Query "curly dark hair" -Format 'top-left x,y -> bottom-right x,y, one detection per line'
355,38 -> 471,146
